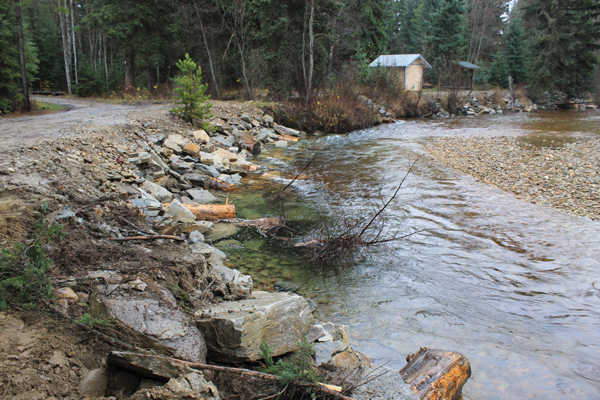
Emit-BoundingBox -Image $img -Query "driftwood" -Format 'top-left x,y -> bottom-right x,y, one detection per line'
295,158 -> 422,264
279,135 -> 300,142
399,348 -> 471,400
208,177 -> 237,191
238,136 -> 262,156
179,203 -> 236,221
219,217 -> 291,239
107,351 -> 357,400
110,235 -> 184,241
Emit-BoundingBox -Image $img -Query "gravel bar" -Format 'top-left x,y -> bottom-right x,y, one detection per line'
427,136 -> 600,221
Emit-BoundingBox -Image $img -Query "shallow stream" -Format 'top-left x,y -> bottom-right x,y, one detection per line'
219,110 -> 600,399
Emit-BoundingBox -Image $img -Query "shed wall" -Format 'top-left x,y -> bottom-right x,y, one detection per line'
405,62 -> 423,91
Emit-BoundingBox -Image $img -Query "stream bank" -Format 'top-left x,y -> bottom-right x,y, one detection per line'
0,99 -> 445,400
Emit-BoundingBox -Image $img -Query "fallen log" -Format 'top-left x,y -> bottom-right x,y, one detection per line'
107,351 -> 357,400
183,203 -> 235,221
279,134 -> 300,142
399,348 -> 471,400
237,135 -> 262,156
110,235 -> 184,241
163,203 -> 236,221
208,177 -> 237,192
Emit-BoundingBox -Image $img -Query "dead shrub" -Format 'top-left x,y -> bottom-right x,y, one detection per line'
271,86 -> 381,134
359,68 -> 428,118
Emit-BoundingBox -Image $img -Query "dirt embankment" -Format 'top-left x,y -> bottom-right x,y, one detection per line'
0,97 -> 270,399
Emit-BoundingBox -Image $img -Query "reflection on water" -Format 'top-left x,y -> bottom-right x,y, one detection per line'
222,110 -> 600,400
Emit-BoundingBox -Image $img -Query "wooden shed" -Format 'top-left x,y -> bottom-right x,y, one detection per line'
368,54 -> 432,91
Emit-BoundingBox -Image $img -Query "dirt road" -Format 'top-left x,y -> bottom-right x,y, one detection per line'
0,96 -> 172,150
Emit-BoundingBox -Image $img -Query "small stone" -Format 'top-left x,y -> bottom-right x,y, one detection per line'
79,368 -> 109,398
193,130 -> 210,143
77,292 -> 90,304
54,300 -> 69,316
189,231 -> 205,243
56,287 -> 79,304
183,143 -> 201,157
164,139 -> 182,154
49,351 -> 68,367
275,140 -> 288,148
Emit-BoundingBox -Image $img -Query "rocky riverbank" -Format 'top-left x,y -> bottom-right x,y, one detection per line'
1,99 -> 467,400
427,135 -> 600,221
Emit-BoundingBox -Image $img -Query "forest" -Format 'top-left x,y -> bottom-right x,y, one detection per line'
1,0 -> 599,114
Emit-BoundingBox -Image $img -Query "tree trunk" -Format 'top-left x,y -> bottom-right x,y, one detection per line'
15,0 -> 30,111
146,66 -> 155,93
400,348 -> 471,400
193,0 -> 220,99
58,0 -> 72,94
124,50 -> 135,89
327,42 -> 335,79
163,203 -> 236,221
103,34 -> 109,91
306,0 -> 315,103
237,37 -> 252,99
69,0 -> 78,85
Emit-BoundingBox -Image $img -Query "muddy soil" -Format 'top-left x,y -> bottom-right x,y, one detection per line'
0,310 -> 109,400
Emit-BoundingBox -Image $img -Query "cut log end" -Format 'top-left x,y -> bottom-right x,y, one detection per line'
400,348 -> 471,400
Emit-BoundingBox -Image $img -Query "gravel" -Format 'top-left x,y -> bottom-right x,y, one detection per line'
427,136 -> 600,221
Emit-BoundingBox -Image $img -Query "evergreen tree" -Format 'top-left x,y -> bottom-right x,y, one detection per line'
170,54 -> 213,128
505,18 -> 528,84
428,0 -> 467,64
486,47 -> 509,87
0,2 -> 21,113
427,0 -> 467,84
0,1 -> 38,113
524,0 -> 600,96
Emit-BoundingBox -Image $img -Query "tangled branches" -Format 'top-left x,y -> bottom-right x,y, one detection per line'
296,158 -> 422,265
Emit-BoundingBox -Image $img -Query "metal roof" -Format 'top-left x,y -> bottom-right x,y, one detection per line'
455,61 -> 481,69
369,54 -> 432,69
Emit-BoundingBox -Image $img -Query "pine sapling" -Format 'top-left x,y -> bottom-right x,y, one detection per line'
170,53 -> 213,128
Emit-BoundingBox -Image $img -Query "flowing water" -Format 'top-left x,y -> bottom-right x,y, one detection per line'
221,110 -> 600,399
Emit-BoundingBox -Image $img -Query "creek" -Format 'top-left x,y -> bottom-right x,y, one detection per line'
218,110 -> 600,400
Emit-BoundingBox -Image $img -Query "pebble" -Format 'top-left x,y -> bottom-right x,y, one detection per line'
428,136 -> 600,221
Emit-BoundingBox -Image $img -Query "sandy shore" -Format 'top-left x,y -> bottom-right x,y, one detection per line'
427,136 -> 600,221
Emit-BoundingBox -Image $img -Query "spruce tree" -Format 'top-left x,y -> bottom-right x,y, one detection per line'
524,0 -> 600,96
486,48 -> 509,88
505,18 -> 528,84
170,54 -> 213,128
0,2 -> 21,113
427,0 -> 467,83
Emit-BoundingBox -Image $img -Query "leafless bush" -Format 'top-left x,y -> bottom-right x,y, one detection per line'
295,159 -> 424,265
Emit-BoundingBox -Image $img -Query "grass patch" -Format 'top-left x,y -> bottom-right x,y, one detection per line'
34,100 -> 64,111
261,338 -> 323,385
77,313 -> 111,328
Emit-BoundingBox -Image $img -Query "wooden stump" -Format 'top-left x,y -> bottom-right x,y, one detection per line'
399,348 -> 471,400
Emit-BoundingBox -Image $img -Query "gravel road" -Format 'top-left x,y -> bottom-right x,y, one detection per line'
0,96 -> 172,149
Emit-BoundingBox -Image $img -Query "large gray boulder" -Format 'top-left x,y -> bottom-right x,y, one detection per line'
195,291 -> 314,362
90,287 -> 207,363
275,125 -> 302,137
141,180 -> 174,203
190,242 -> 252,300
